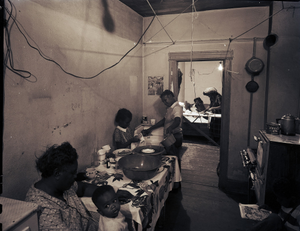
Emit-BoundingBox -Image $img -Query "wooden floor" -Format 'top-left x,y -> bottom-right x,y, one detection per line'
155,136 -> 259,231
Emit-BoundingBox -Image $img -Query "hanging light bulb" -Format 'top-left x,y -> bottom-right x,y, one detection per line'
218,62 -> 223,71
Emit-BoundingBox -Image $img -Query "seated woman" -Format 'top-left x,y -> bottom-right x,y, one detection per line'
25,142 -> 99,231
25,142 -> 134,231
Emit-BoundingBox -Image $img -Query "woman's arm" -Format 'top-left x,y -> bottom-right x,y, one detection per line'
142,118 -> 165,136
76,181 -> 98,197
115,136 -> 140,149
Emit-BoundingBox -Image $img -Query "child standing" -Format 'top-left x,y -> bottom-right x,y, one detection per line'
92,185 -> 131,231
113,108 -> 140,149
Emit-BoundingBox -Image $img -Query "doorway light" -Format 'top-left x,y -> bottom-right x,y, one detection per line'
218,62 -> 223,71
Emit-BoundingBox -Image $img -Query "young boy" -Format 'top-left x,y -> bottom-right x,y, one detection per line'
92,185 -> 131,231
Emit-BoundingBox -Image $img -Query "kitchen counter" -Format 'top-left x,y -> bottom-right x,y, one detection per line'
261,130 -> 300,145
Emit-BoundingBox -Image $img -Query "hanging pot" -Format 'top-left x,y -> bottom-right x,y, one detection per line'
245,38 -> 264,76
245,80 -> 259,93
263,34 -> 278,50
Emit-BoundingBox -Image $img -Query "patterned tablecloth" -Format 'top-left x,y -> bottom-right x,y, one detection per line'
81,155 -> 182,231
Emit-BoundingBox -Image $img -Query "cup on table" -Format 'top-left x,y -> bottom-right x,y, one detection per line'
95,149 -> 106,166
150,119 -> 156,125
102,145 -> 111,153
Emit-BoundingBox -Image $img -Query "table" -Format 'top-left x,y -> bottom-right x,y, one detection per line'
183,111 -> 221,146
81,155 -> 182,231
0,197 -> 40,231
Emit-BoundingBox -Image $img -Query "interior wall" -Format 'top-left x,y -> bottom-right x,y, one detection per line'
183,61 -> 223,105
3,0 -> 143,200
142,4 -> 300,194
266,2 -> 300,122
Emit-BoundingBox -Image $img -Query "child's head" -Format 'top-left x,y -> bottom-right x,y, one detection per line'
272,177 -> 298,208
115,108 -> 132,129
194,97 -> 205,112
92,185 -> 120,218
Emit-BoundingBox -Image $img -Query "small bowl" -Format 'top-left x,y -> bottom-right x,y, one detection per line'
118,154 -> 162,181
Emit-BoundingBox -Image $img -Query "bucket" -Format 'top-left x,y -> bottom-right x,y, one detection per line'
160,133 -> 176,148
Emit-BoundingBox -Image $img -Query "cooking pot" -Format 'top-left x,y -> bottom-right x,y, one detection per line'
118,154 -> 162,181
276,114 -> 296,136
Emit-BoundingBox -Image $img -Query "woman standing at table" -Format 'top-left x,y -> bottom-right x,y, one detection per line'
142,90 -> 183,169
202,87 -> 222,144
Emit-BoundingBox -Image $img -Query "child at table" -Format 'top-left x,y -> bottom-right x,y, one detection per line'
92,185 -> 134,231
113,108 -> 140,149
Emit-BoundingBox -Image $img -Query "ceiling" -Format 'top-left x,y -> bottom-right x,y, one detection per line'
119,0 -> 275,17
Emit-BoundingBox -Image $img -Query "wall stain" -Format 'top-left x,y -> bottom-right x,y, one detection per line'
52,122 -> 72,134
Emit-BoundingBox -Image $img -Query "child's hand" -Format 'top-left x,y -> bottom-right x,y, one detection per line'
141,129 -> 151,136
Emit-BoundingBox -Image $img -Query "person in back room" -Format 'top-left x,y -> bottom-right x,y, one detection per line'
113,108 -> 140,149
92,185 -> 135,231
194,97 -> 206,112
202,87 -> 222,144
142,90 -> 183,170
235,177 -> 300,231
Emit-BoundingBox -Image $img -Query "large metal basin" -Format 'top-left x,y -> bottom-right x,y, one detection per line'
118,154 -> 162,181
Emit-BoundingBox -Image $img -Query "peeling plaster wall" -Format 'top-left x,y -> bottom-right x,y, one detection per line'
142,3 -> 300,194
3,0 -> 143,200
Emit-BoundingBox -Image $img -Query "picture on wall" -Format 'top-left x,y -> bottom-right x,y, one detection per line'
148,76 -> 164,95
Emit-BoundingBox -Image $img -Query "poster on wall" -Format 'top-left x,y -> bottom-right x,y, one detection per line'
148,76 -> 164,95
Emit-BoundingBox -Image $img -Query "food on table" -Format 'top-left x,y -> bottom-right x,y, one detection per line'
141,148 -> 155,154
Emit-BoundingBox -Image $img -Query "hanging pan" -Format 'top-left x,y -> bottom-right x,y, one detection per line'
245,80 -> 259,93
245,38 -> 264,76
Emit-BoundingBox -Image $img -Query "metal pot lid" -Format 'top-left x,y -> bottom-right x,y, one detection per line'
245,80 -> 259,93
281,114 -> 295,120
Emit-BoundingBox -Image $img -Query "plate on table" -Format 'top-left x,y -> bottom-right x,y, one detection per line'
113,148 -> 132,156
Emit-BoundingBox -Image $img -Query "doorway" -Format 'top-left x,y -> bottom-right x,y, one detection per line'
177,60 -> 223,106
168,50 -> 232,150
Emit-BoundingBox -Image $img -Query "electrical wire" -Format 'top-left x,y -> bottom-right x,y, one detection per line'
224,3 -> 295,61
4,0 -> 155,80
144,0 -> 200,44
4,0 -> 37,82
189,0 -> 197,99
146,0 -> 174,44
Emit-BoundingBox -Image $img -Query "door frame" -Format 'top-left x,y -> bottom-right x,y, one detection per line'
169,50 -> 233,184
